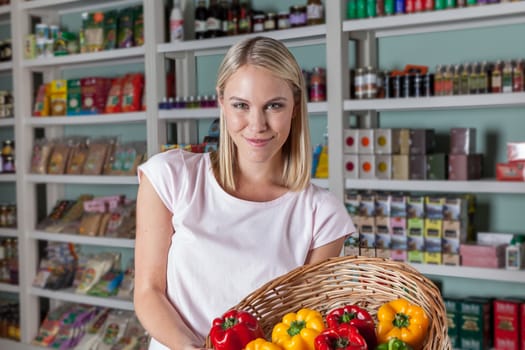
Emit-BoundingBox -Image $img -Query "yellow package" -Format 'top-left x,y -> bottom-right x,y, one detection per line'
33,83 -> 50,117
49,79 -> 68,116
314,145 -> 329,178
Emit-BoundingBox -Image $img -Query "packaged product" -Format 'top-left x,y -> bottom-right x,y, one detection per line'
105,76 -> 125,114
66,79 -> 82,115
117,8 -> 135,48
66,137 -> 88,174
47,140 -> 71,175
87,270 -> 124,297
32,304 -> 76,347
82,11 -> 105,52
133,5 -> 144,47
31,138 -> 54,174
107,141 -> 146,175
33,83 -> 50,117
95,310 -> 132,350
103,10 -> 118,50
49,79 -> 68,116
83,139 -> 112,175
74,308 -> 111,350
81,77 -> 112,114
75,252 -> 119,294
120,73 -> 144,112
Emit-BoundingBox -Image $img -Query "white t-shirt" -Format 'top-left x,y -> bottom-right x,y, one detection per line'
138,149 -> 355,348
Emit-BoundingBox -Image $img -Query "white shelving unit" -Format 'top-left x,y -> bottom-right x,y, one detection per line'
1,1 -> 524,349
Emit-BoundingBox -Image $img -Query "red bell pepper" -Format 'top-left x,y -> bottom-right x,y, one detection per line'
209,309 -> 264,350
325,305 -> 377,350
314,324 -> 368,350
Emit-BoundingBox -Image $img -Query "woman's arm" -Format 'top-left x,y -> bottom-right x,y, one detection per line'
134,174 -> 204,350
304,236 -> 347,265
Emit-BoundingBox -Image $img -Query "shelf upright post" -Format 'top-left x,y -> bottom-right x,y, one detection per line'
11,0 -> 41,343
144,0 -> 167,157
325,0 -> 347,200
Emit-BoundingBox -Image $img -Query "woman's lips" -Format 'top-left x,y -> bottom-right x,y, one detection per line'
245,136 -> 275,147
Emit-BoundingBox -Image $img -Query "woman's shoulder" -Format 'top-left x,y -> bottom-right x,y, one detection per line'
143,149 -> 209,168
301,182 -> 343,208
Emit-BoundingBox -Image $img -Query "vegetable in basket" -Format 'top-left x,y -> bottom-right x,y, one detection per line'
245,338 -> 284,350
209,309 -> 264,350
376,338 -> 413,350
375,299 -> 429,350
314,323 -> 367,350
325,305 -> 377,349
272,308 -> 326,350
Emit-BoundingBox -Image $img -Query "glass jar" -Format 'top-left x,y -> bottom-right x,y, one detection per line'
277,12 -> 290,29
309,67 -> 326,102
363,66 -> 378,99
252,14 -> 265,32
264,13 -> 276,31
2,156 -> 14,173
307,0 -> 324,25
354,68 -> 365,99
289,5 -> 307,27
2,140 -> 14,157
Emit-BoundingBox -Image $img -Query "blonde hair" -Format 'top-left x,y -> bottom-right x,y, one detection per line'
212,36 -> 312,192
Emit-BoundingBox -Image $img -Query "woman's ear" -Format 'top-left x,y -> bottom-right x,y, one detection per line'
216,88 -> 223,108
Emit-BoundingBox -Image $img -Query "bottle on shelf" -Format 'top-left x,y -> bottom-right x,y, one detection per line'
206,0 -> 223,38
512,59 -> 523,92
460,62 -> 470,95
238,1 -> 251,34
468,61 -> 479,94
491,60 -> 502,93
502,60 -> 513,93
195,0 -> 209,40
478,61 -> 489,94
220,0 -> 230,35
307,0 -> 325,25
170,0 -> 184,42
228,0 -> 240,36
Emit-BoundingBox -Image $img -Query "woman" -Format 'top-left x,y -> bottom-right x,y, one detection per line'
134,36 -> 355,350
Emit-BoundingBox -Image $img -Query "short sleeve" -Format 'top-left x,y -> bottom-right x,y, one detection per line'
311,190 -> 356,249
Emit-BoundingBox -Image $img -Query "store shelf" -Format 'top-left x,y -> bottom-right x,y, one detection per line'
0,173 -> 16,182
29,230 -> 135,248
0,339 -> 40,350
22,46 -> 145,69
30,287 -> 134,311
158,102 -> 328,121
411,263 -> 525,283
27,112 -> 147,126
0,228 -> 18,237
344,92 -> 525,112
0,282 -> 20,294
345,178 -> 525,194
20,0 -> 141,14
158,24 -> 326,57
0,61 -> 12,72
26,174 -> 138,185
0,118 -> 14,127
343,1 -> 525,37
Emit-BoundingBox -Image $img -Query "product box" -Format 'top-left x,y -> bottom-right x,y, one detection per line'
407,218 -> 424,251
343,129 -> 359,154
442,253 -> 461,265
343,154 -> 359,179
390,217 -> 407,250
345,191 -> 361,217
394,128 -> 411,155
408,250 -> 424,263
410,128 -> 435,155
424,252 -> 442,264
409,154 -> 427,180
424,219 -> 443,253
425,196 -> 445,219
427,153 -> 448,180
360,247 -> 376,257
444,297 -> 462,349
443,196 -> 470,221
358,129 -> 374,154
391,194 -> 407,217
496,162 -> 525,182
521,302 -> 525,350
450,127 -> 477,155
390,249 -> 407,262
375,154 -> 392,180
375,216 -> 392,250
374,128 -> 393,154
359,193 -> 375,217
359,154 -> 375,179
392,155 -> 409,180
507,142 -> 525,163
375,193 -> 391,217
343,232 -> 360,256
66,79 -> 82,115
460,297 -> 493,350
407,196 -> 425,218
442,220 -> 464,254
460,243 -> 507,268
493,299 -> 521,350
375,248 -> 391,259
448,153 -> 483,180
359,216 -> 376,249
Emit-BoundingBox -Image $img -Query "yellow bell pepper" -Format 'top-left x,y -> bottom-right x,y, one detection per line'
376,298 -> 430,350
271,308 -> 325,350
245,338 -> 283,350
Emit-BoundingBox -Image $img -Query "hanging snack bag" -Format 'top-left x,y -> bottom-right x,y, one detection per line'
121,73 -> 144,112
33,83 -> 50,117
66,138 -> 89,174
83,139 -> 111,175
105,76 -> 124,114
117,7 -> 135,49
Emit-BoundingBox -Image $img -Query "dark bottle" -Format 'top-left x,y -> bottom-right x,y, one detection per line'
228,0 -> 241,35
207,0 -> 223,38
195,0 -> 208,39
220,0 -> 230,36
238,1 -> 251,34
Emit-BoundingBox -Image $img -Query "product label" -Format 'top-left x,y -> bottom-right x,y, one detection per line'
307,4 -> 323,20
170,19 -> 184,41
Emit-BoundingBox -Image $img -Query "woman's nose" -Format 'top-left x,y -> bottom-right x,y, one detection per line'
248,109 -> 268,132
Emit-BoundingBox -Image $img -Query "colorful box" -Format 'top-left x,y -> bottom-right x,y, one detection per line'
444,297 -> 462,349
390,217 -> 407,250
442,220 -> 464,254
450,127 -> 477,155
344,191 -> 361,217
375,193 -> 391,217
448,154 -> 483,180
359,216 -> 376,248
425,196 -> 445,220
408,250 -> 424,263
343,232 -> 360,256
374,128 -> 393,154
390,249 -> 407,262
496,162 -> 525,182
375,216 -> 392,249
407,196 -> 425,219
391,195 -> 407,217
507,142 -> 525,163
493,299 -> 521,350
375,155 -> 392,180
425,219 -> 443,253
460,298 -> 493,350
358,129 -> 374,154
359,193 -> 375,217
343,154 -> 359,179
359,154 -> 375,179
424,251 -> 442,264
442,253 -> 461,265
343,129 -> 359,154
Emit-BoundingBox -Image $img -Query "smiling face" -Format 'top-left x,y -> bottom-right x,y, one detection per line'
218,64 -> 295,169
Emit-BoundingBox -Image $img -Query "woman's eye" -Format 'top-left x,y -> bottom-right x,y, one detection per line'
266,103 -> 283,110
232,102 -> 248,110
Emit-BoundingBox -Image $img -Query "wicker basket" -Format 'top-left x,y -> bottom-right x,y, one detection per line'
206,256 -> 451,350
